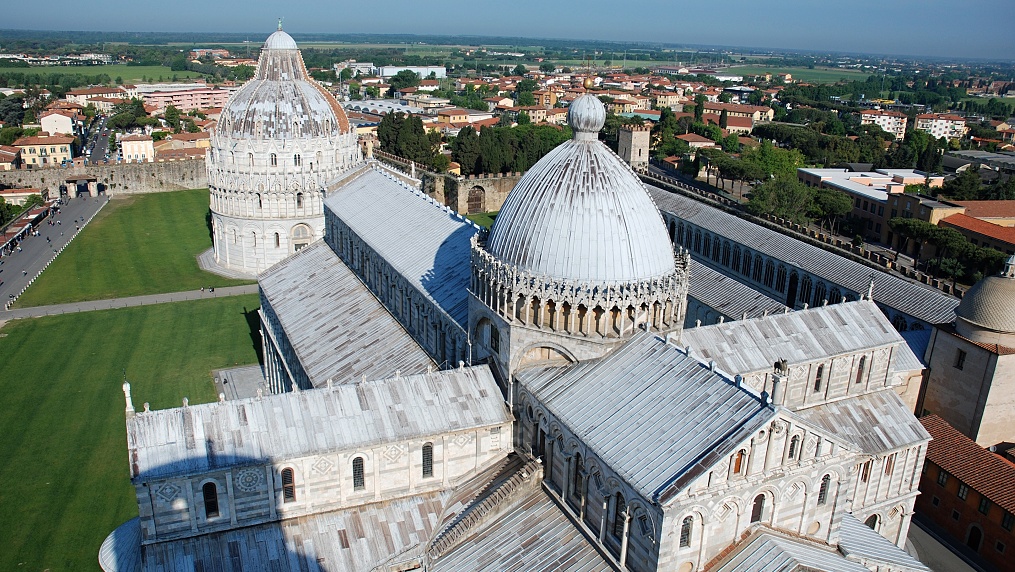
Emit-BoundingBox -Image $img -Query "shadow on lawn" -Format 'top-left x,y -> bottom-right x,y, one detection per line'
243,306 -> 264,364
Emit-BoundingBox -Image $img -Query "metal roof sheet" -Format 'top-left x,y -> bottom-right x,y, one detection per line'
126,366 -> 510,480
259,240 -> 434,387
325,166 -> 478,326
793,390 -> 930,455
517,333 -> 774,502
687,259 -> 788,321
647,185 -> 959,325
431,486 -> 611,572
712,529 -> 870,572
679,301 -> 905,375
837,513 -> 932,571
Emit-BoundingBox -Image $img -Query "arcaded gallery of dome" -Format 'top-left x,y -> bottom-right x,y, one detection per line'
954,255 -> 1015,347
485,94 -> 678,284
208,25 -> 360,276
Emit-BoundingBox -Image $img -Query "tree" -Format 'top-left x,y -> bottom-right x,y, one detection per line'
888,217 -> 933,257
389,70 -> 421,92
164,105 -> 181,131
450,126 -> 481,175
512,64 -> 527,76
339,68 -> 353,82
745,175 -> 814,223
719,108 -> 729,129
22,194 -> 44,210
693,94 -> 706,122
517,91 -> 535,107
517,111 -> 531,125
812,187 -> 853,234
940,166 -> 982,200
538,62 -> 555,73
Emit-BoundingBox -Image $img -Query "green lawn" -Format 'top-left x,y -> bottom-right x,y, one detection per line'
16,189 -> 252,307
466,211 -> 498,229
0,64 -> 204,82
0,294 -> 261,570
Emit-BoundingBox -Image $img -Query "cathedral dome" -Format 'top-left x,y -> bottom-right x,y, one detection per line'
216,25 -> 350,141
955,255 -> 1015,345
485,94 -> 676,283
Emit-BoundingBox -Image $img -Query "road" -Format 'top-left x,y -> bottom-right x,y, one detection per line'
84,116 -> 112,164
0,194 -> 108,306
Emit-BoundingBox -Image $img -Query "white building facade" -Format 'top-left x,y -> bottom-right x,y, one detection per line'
208,25 -> 361,276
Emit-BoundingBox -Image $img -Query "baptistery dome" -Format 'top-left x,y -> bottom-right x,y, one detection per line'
207,25 -> 361,276
485,94 -> 677,283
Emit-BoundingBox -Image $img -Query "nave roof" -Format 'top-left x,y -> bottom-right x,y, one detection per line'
259,240 -> 434,387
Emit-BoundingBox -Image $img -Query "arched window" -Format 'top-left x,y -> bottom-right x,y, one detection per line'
751,494 -> 765,523
712,236 -> 721,262
274,232 -> 280,248
702,233 -> 711,258
293,154 -> 302,166
865,514 -> 879,530
741,250 -> 753,277
775,266 -> 787,292
252,232 -> 257,248
571,453 -> 584,503
731,246 -> 742,272
752,254 -> 763,282
256,193 -> 262,209
270,153 -> 277,166
352,457 -> 365,491
679,515 -> 693,547
855,355 -> 866,385
733,449 -> 747,475
613,493 -> 627,538
248,153 -> 254,166
202,482 -> 219,518
789,435 -> 800,460
818,474 -> 831,505
722,241 -> 731,266
814,364 -> 824,392
860,460 -> 872,483
422,442 -> 434,478
296,192 -> 304,209
966,525 -> 982,551
764,260 -> 775,287
693,230 -> 701,253
281,468 -> 296,502
814,282 -> 827,306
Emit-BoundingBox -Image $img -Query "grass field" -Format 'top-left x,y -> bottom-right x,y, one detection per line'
0,64 -> 204,82
15,189 -> 252,307
0,294 -> 261,570
727,65 -> 871,84
466,211 -> 498,229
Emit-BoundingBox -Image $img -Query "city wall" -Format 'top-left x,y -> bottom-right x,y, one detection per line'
373,150 -> 522,214
0,159 -> 208,196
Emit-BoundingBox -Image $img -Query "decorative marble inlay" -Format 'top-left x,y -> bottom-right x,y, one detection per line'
383,445 -> 405,462
156,483 -> 181,503
312,456 -> 334,475
235,468 -> 264,492
452,434 -> 473,448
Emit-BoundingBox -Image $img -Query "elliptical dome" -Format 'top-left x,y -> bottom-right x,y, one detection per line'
485,94 -> 676,283
955,255 -> 1015,345
216,26 -> 350,141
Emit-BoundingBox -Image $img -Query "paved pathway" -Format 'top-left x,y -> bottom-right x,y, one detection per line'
0,284 -> 259,322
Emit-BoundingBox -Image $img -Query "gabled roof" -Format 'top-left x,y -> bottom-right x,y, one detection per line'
921,415 -> 1015,514
941,212 -> 1015,245
517,333 -> 774,503
126,365 -> 509,480
647,185 -> 959,325
259,240 -> 434,387
792,390 -> 929,455
711,528 -> 869,572
687,259 -> 788,321
837,513 -> 931,571
325,165 -> 479,326
679,301 -> 909,375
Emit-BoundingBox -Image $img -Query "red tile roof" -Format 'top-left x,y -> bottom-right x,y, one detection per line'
921,415 -> 1015,513
951,200 -> 1015,219
940,213 -> 1015,246
13,135 -> 75,146
677,133 -> 715,143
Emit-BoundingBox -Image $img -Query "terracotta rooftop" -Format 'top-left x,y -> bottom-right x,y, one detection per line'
677,133 -> 716,143
951,200 -> 1015,219
940,213 -> 1015,245
13,135 -> 75,146
921,415 -> 1015,513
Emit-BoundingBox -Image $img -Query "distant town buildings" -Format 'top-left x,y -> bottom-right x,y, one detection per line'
916,113 -> 967,140
860,109 -> 908,140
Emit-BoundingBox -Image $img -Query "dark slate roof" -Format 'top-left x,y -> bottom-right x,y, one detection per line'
517,333 -> 774,503
646,185 -> 959,325
325,165 -> 479,326
259,240 -> 434,387
687,259 -> 788,320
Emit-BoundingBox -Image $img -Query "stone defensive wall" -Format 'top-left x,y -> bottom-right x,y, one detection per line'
373,150 -> 522,214
0,158 -> 208,196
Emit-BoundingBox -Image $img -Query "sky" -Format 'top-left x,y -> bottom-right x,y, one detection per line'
5,0 -> 1015,60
